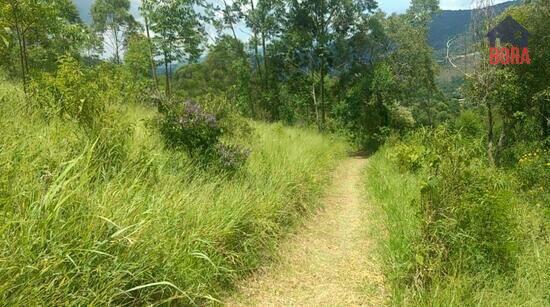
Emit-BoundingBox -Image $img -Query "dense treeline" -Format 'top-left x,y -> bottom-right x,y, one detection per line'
1,0 -> 449,150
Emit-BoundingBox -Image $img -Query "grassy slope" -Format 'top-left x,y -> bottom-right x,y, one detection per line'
365,146 -> 548,306
363,147 -> 421,306
0,82 -> 347,305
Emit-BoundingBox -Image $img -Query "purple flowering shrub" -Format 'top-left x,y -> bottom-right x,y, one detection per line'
215,143 -> 251,171
159,99 -> 250,171
160,100 -> 222,154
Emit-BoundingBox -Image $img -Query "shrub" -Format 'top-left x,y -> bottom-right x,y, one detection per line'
390,141 -> 426,172
93,63 -> 154,106
454,109 -> 484,138
158,99 -> 251,171
407,127 -> 519,285
160,100 -> 222,155
516,148 -> 549,197
215,143 -> 251,172
390,105 -> 416,131
30,55 -> 103,127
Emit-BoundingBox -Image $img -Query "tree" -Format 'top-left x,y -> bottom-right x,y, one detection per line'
148,0 -> 206,96
384,12 -> 440,126
91,0 -> 137,64
211,0 -> 242,41
139,0 -> 160,91
251,0 -> 284,89
463,0 -> 550,165
173,35 -> 250,100
0,0 -> 88,92
280,0 -> 377,129
124,34 -> 151,78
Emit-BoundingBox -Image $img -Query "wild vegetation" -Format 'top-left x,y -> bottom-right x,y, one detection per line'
0,80 -> 346,304
0,0 -> 548,305
364,1 -> 549,305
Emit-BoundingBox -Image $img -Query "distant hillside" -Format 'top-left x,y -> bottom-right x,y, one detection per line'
428,1 -> 519,51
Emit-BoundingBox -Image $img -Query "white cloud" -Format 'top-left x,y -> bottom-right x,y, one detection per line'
440,0 -> 512,10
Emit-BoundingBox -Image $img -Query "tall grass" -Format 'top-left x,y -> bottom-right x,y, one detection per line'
363,146 -> 422,305
0,82 -> 347,305
365,145 -> 549,306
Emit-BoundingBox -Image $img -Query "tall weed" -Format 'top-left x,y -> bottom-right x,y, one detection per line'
0,82 -> 347,305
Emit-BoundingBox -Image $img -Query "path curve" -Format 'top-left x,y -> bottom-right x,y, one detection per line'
226,157 -> 385,306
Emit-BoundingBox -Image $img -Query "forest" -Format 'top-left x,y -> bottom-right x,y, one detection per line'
0,0 -> 548,305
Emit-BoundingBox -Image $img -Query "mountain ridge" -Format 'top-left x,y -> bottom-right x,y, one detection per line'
428,1 -> 520,51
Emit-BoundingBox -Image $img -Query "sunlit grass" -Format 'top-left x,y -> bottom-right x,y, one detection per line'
365,145 -> 549,306
0,83 -> 347,305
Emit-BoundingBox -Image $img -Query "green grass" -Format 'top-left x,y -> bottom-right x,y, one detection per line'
365,145 -> 549,306
363,146 -> 422,305
0,82 -> 348,305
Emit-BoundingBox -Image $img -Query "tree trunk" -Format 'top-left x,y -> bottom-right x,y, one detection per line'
540,95 -> 549,138
163,51 -> 171,96
113,26 -> 120,64
144,15 -> 159,91
21,31 -> 29,78
223,0 -> 238,41
312,75 -> 320,129
250,0 -> 262,81
261,30 -> 268,89
319,57 -> 326,130
318,0 -> 326,130
10,1 -> 27,93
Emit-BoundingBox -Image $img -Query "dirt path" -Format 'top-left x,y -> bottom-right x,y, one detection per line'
226,157 -> 386,306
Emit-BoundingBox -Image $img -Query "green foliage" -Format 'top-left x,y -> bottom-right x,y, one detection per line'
453,109 -> 484,138
515,148 -> 550,194
158,98 -> 252,172
124,34 -> 152,78
367,126 -> 548,305
0,83 -> 347,304
415,130 -> 519,279
390,142 -> 426,173
91,0 -> 137,63
147,0 -> 206,95
30,55 -> 103,127
173,35 -> 250,103
0,0 -> 92,75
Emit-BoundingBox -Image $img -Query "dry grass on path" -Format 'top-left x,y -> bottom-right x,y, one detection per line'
225,157 -> 386,306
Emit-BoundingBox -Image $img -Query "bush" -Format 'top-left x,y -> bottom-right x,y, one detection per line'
160,100 -> 222,154
390,105 -> 416,131
454,109 -> 484,138
158,99 -> 251,171
516,148 -> 549,199
390,141 -> 426,172
93,63 -> 154,106
406,127 -> 519,284
215,143 -> 251,172
30,55 -> 103,127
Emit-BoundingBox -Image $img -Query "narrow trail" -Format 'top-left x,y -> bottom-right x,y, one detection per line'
226,157 -> 386,306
